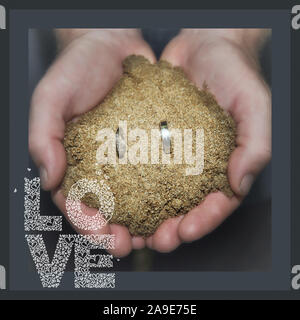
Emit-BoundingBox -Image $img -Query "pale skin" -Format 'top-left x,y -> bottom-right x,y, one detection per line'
29,28 -> 271,257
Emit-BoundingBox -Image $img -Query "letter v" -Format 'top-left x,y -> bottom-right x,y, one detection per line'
25,234 -> 75,288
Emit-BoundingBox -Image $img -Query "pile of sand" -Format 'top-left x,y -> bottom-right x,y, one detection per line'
62,55 -> 236,237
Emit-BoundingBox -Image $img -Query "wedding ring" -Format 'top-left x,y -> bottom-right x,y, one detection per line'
116,127 -> 126,159
160,121 -> 171,154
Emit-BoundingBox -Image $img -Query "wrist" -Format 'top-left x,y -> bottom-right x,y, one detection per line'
55,29 -> 90,48
220,29 -> 270,57
180,28 -> 270,58
55,28 -> 143,51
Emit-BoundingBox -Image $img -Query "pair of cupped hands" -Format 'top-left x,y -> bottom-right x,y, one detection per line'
29,29 -> 271,257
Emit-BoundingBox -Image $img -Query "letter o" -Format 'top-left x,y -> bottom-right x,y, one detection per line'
66,178 -> 114,231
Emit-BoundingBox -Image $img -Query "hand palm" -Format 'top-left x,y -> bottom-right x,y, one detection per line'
30,31 -> 156,257
145,35 -> 271,252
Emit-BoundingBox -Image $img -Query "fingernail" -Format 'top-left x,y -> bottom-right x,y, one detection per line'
240,174 -> 254,196
39,167 -> 48,189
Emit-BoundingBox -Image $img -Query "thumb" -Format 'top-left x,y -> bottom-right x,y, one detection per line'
228,87 -> 271,196
228,143 -> 270,196
29,78 -> 69,190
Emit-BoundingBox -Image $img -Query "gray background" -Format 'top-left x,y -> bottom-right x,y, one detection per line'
9,10 -> 290,290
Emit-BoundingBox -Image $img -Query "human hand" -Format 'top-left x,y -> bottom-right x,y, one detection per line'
146,29 -> 271,252
29,29 -> 156,257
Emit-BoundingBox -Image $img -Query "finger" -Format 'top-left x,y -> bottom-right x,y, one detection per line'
159,35 -> 186,66
52,189 -> 111,235
109,224 -> 133,257
132,236 -> 146,250
228,85 -> 271,196
52,189 -> 132,257
145,236 -> 153,249
148,215 -> 184,253
178,192 -> 240,242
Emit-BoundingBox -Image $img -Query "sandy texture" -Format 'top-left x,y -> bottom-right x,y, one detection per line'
61,55 -> 236,237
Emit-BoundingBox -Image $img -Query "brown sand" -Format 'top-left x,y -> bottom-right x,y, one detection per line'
61,55 -> 236,237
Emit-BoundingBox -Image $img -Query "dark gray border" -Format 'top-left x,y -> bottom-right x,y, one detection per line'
9,10 -> 290,290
